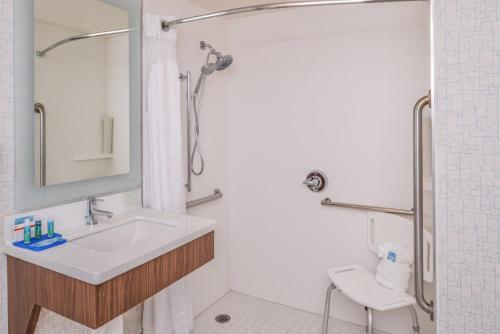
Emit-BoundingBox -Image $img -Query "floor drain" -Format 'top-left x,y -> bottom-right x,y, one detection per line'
215,314 -> 231,324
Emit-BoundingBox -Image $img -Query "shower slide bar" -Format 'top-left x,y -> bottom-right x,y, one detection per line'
36,28 -> 133,57
180,71 -> 193,192
321,198 -> 414,216
34,103 -> 46,187
186,189 -> 223,208
161,0 -> 425,31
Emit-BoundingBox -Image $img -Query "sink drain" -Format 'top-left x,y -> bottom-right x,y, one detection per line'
215,314 -> 231,324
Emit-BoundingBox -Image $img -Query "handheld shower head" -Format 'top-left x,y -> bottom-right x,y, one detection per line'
190,41 -> 234,178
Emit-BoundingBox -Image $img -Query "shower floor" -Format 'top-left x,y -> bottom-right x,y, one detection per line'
193,291 -> 388,334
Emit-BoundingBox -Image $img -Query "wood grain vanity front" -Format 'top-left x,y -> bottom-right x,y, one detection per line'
7,232 -> 214,334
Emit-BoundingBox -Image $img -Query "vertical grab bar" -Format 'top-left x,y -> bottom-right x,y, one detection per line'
180,71 -> 192,192
413,91 -> 433,320
34,103 -> 46,187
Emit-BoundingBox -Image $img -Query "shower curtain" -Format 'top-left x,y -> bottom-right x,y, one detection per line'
142,14 -> 194,334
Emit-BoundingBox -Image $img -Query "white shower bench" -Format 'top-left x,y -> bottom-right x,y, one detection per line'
321,265 -> 420,334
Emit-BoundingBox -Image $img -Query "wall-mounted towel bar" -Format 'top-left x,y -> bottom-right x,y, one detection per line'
186,189 -> 223,208
321,198 -> 414,216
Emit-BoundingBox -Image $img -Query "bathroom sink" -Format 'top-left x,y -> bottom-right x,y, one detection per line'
4,208 -> 216,284
71,219 -> 174,253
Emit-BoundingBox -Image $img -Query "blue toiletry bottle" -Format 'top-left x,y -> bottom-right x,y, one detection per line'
23,219 -> 32,244
34,217 -> 42,238
47,216 -> 55,238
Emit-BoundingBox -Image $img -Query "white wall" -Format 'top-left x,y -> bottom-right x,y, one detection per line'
144,0 -> 231,317
226,3 -> 432,333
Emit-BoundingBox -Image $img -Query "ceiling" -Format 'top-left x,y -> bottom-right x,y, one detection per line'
190,0 -> 274,12
35,0 -> 129,33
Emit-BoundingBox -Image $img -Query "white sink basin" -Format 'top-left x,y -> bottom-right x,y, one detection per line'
3,208 -> 216,284
72,219 -> 174,253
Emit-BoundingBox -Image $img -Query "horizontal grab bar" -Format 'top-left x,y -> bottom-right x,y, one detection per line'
186,189 -> 223,208
321,198 -> 414,216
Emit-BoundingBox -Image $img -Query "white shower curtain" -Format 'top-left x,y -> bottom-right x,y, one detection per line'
142,14 -> 194,334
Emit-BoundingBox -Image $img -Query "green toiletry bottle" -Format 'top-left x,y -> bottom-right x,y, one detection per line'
47,216 -> 55,238
23,219 -> 32,244
34,217 -> 42,238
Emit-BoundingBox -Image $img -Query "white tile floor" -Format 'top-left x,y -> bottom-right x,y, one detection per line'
193,292 -> 388,334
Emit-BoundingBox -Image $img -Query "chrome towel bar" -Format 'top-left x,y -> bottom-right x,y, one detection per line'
321,198 -> 414,216
186,189 -> 223,208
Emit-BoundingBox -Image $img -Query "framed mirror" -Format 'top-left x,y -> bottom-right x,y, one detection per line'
15,0 -> 142,210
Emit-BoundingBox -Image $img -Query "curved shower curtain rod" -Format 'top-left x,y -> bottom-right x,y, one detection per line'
36,28 -> 134,57
161,0 -> 425,31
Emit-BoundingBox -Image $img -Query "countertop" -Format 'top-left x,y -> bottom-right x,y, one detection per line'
3,209 -> 216,284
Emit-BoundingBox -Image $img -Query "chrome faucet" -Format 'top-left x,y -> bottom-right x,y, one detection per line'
86,196 -> 113,226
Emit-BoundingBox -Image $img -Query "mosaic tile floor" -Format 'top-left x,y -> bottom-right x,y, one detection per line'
193,291 -> 388,334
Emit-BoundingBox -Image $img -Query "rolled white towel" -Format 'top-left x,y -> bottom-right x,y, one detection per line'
375,243 -> 412,292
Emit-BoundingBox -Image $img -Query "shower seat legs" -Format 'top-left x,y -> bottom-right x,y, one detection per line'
321,282 -> 420,334
407,305 -> 420,334
321,283 -> 336,334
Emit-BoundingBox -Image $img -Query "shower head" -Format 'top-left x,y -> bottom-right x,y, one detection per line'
200,40 -> 233,73
215,53 -> 233,71
200,53 -> 233,75
195,41 -> 233,94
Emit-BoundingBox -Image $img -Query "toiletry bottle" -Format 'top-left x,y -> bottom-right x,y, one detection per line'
47,216 -> 55,238
23,219 -> 32,244
34,217 -> 42,238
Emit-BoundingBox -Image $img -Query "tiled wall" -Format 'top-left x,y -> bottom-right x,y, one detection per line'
0,0 -> 14,333
434,0 -> 500,333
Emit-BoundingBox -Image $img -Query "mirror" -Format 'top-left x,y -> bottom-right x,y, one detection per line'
34,0 -> 132,186
15,0 -> 142,210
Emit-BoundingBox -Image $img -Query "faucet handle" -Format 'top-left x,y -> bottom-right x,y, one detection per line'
88,196 -> 104,204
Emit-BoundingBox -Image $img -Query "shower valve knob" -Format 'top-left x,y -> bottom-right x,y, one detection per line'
303,170 -> 328,193
303,179 -> 320,187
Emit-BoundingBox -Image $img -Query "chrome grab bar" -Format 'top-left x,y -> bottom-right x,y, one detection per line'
34,103 -> 46,187
321,198 -> 414,216
186,189 -> 223,208
413,91 -> 433,320
180,72 -> 193,192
